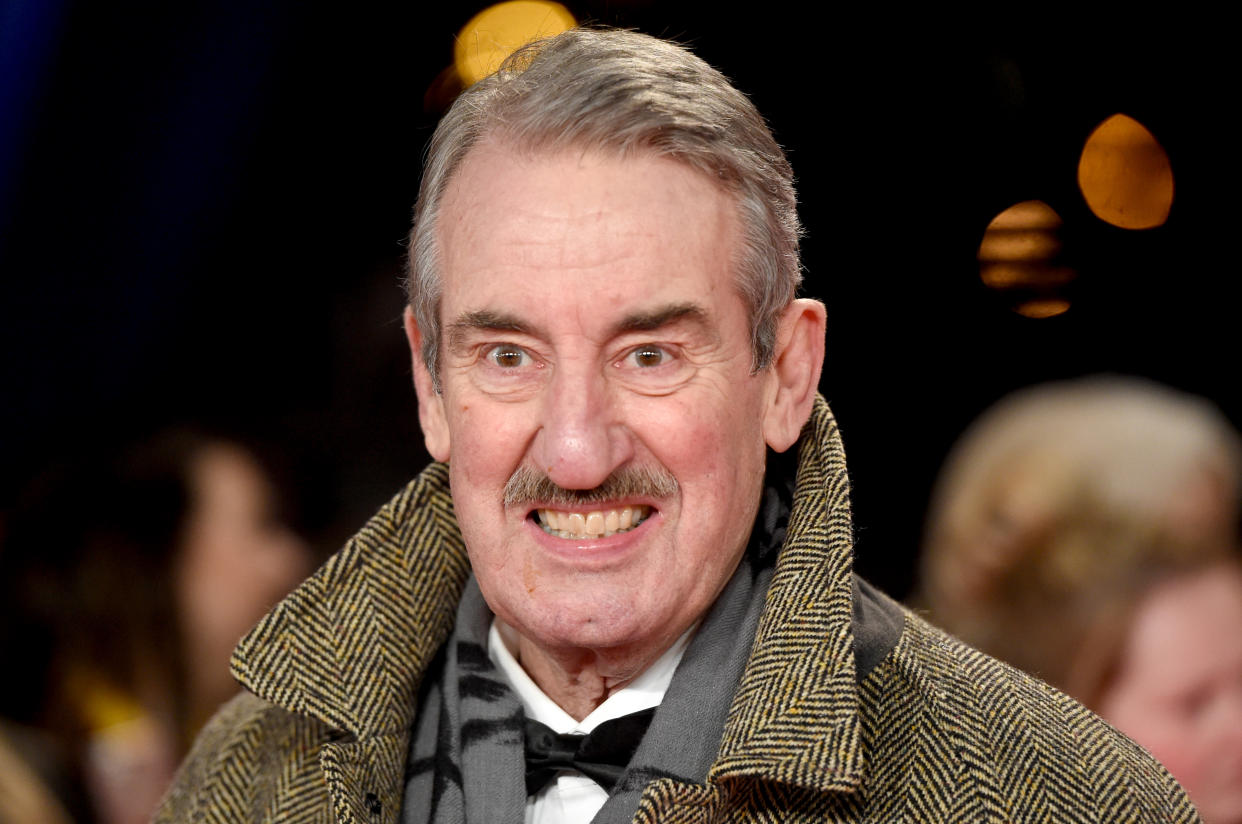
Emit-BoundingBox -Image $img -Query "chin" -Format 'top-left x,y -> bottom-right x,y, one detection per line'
519,590 -> 673,655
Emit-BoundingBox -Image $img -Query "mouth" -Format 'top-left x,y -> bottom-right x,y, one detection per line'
532,505 -> 653,539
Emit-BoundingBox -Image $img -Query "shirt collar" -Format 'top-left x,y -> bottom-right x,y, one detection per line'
487,619 -> 695,734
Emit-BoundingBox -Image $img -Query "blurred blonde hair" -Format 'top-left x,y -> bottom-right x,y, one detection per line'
918,376 -> 1242,704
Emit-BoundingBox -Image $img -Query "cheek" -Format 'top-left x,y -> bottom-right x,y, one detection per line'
660,398 -> 765,489
448,408 -> 504,497
179,524 -> 299,635
178,520 -> 231,597
449,402 -> 530,474
1100,687 -> 1200,779
1138,731 -> 1205,793
252,532 -> 313,600
447,406 -> 529,570
177,529 -> 247,649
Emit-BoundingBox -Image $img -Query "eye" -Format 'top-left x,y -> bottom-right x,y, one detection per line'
625,345 -> 669,368
486,344 -> 531,369
612,342 -> 692,394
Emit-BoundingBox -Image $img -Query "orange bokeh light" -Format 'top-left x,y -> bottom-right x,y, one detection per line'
1078,113 -> 1174,230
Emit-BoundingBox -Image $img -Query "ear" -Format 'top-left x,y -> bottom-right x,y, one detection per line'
404,306 -> 451,462
762,298 -> 827,452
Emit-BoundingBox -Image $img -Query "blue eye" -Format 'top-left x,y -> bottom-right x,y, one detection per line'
487,344 -> 530,368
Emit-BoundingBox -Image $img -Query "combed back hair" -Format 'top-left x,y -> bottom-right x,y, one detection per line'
405,28 -> 801,389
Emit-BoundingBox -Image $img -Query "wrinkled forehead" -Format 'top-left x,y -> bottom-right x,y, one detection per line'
437,136 -> 744,288
433,140 -> 751,353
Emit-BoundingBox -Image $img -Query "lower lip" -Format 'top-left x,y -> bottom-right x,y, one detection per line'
524,511 -> 658,564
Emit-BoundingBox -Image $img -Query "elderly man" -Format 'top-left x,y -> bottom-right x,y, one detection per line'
158,29 -> 1199,824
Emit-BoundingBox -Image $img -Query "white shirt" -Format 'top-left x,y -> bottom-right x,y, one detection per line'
487,622 -> 693,824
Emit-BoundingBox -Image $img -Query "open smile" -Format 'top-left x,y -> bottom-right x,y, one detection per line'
533,505 -> 652,539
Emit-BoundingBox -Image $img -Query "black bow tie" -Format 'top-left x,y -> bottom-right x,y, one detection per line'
523,706 -> 656,795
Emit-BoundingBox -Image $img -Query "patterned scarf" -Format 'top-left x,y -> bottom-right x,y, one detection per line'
401,459 -> 792,824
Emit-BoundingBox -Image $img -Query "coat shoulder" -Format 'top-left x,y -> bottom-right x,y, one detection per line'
156,690 -> 333,823
856,603 -> 1201,823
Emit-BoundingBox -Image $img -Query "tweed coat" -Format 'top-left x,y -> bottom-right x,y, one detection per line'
157,397 -> 1200,823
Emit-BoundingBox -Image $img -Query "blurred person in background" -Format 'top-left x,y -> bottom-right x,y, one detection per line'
0,431 -> 311,824
917,375 -> 1242,823
0,724 -> 72,824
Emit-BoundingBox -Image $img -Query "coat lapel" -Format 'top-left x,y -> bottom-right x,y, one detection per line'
231,462 -> 471,822
709,396 -> 865,796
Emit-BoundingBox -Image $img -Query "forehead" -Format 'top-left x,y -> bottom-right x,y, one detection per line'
1122,565 -> 1242,681
435,141 -> 742,322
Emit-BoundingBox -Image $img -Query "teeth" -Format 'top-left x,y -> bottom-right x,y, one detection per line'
585,512 -> 604,535
537,505 -> 650,538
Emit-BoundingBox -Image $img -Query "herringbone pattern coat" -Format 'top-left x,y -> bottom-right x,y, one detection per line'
156,398 -> 1200,823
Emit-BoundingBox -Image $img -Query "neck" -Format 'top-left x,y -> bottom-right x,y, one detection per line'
497,620 -> 672,721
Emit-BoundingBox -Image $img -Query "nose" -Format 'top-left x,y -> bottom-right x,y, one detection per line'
530,360 -> 632,490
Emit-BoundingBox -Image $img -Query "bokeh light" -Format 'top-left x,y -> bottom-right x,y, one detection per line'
1014,298 -> 1071,319
979,200 -> 1074,319
454,1 -> 576,88
1078,113 -> 1174,230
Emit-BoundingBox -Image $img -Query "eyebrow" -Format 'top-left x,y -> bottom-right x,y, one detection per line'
445,302 -> 711,350
446,310 -> 541,351
610,303 -> 709,337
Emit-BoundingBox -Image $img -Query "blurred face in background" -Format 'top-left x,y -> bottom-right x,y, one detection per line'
1096,563 -> 1242,824
174,443 -> 311,722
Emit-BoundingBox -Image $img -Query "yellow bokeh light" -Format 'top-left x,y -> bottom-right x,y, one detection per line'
978,200 -> 1075,318
1015,299 -> 1071,319
978,200 -> 1073,288
454,1 -> 576,88
984,199 -> 1063,232
1078,113 -> 1174,230
980,263 -> 1075,290
977,230 -> 1062,263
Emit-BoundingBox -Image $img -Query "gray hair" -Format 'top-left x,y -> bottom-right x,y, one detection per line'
405,28 -> 801,389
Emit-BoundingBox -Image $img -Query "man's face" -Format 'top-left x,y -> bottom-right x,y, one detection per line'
414,141 -> 782,671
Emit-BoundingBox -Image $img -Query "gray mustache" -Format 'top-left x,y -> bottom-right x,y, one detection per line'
503,465 -> 679,508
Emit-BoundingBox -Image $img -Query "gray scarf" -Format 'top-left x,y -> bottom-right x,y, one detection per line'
402,468 -> 790,824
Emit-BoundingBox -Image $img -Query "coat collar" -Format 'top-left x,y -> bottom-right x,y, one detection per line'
709,395 -> 865,794
231,395 -> 863,793
230,462 -> 471,739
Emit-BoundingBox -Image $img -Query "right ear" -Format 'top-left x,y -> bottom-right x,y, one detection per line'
404,306 -> 451,462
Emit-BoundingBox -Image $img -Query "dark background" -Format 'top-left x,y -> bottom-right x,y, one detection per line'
2,3 -> 1234,598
